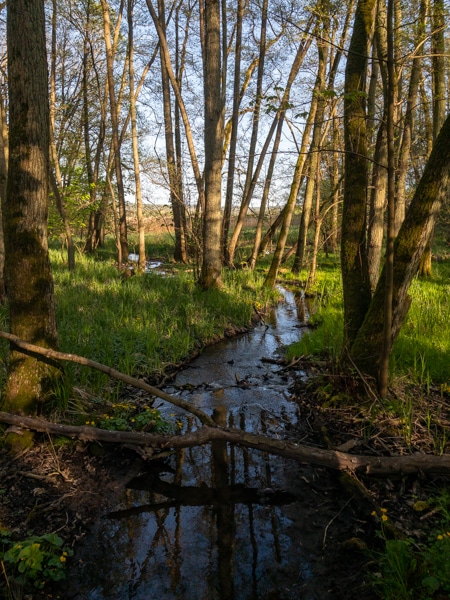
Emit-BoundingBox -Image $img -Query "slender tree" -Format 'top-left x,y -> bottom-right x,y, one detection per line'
128,0 -> 146,271
199,0 -> 224,289
100,0 -> 129,264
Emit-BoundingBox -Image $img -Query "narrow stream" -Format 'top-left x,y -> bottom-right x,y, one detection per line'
66,289 -> 352,600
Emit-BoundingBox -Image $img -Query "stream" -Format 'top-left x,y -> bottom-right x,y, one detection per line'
66,288 -> 361,600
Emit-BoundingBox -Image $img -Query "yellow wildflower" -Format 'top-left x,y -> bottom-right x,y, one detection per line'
381,514 -> 388,522
59,555 -> 66,563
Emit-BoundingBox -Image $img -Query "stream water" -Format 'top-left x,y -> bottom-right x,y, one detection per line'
66,289 -> 357,600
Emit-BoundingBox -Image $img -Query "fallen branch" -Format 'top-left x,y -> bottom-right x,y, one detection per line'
0,331 -> 215,426
1,411 -> 450,477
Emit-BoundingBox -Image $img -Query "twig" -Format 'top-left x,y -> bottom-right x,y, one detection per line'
322,496 -> 354,548
345,349 -> 379,404
0,331 -> 215,427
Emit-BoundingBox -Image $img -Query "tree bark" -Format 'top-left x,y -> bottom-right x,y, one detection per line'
128,0 -> 146,272
350,110 -> 450,377
0,90 -> 8,302
378,0 -> 396,397
2,0 -> 60,414
419,0 -> 446,278
222,0 -> 243,262
2,410 -> 450,478
100,0 -> 129,263
159,0 -> 187,263
340,0 -> 375,346
199,0 -> 224,289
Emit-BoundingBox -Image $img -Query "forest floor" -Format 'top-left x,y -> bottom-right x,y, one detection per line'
0,360 -> 449,599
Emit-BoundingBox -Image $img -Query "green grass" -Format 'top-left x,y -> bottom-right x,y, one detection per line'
282,254 -> 344,363
283,250 -> 450,385
5,235 -> 276,405
391,260 -> 450,384
373,491 -> 450,599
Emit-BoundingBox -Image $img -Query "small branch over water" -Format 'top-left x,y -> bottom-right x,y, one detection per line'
0,331 -> 215,427
1,411 -> 450,477
1,332 -> 450,477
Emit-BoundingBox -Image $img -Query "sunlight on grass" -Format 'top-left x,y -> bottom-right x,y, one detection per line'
49,245 -> 277,398
392,268 -> 450,384
283,251 -> 450,385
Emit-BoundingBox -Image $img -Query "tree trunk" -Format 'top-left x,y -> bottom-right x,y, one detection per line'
100,0 -> 129,263
159,0 -> 187,263
0,91 -> 8,302
378,0 -> 396,397
128,0 -> 146,272
146,0 -> 205,212
292,33 -> 328,273
222,0 -> 243,262
264,70 -> 319,288
248,30 -> 313,271
226,0 -> 268,265
49,0 -> 75,272
419,0 -> 446,278
82,9 -> 107,254
3,410 -> 450,477
199,0 -> 224,289
367,121 -> 387,292
350,110 -> 450,378
340,0 -> 375,346
2,0 -> 60,414
394,0 -> 425,236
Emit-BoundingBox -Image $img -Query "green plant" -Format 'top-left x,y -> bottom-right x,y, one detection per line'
421,532 -> 450,597
371,497 -> 450,599
93,402 -> 177,434
374,538 -> 417,600
1,533 -> 73,591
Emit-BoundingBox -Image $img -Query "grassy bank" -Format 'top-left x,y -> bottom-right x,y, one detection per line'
0,233 -> 278,405
284,251 -> 450,386
280,248 -> 450,600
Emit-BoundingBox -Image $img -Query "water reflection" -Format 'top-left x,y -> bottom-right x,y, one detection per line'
67,287 -> 318,599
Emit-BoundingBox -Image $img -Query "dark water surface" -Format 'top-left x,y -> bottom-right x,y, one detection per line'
66,290 -> 355,599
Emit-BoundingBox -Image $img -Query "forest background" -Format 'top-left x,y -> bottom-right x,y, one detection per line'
1,0 -> 450,408
0,0 -> 450,597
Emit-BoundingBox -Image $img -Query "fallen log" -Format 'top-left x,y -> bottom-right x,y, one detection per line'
0,331 -> 215,427
1,411 -> 450,477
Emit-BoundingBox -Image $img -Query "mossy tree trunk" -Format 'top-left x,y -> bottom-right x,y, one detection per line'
2,0 -> 60,415
340,0 -> 375,346
350,111 -> 450,377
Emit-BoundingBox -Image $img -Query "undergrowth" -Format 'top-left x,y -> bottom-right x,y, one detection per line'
372,492 -> 450,600
0,235 -> 278,409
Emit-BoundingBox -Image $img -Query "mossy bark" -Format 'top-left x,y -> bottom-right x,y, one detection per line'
350,111 -> 450,377
2,0 -> 60,415
341,0 -> 375,345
